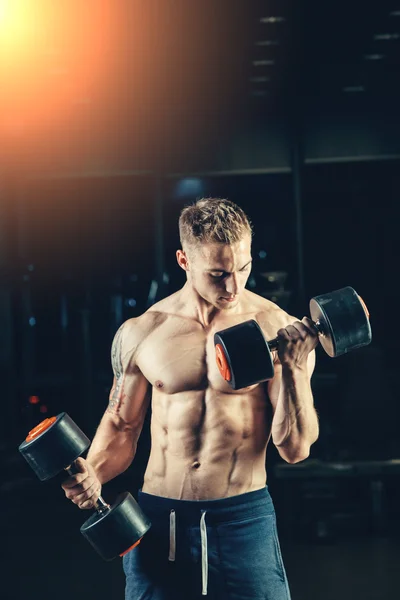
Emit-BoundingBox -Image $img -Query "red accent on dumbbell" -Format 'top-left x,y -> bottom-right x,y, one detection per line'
119,537 -> 143,557
215,343 -> 232,382
25,417 -> 57,442
358,295 -> 370,319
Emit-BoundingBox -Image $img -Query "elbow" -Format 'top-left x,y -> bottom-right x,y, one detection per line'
106,411 -> 139,434
277,444 -> 310,464
285,450 -> 310,464
101,412 -> 143,450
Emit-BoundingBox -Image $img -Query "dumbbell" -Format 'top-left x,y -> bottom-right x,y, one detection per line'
18,412 -> 151,561
214,286 -> 372,390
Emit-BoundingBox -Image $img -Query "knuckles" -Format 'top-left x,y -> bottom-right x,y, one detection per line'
61,459 -> 100,510
277,328 -> 289,337
78,489 -> 100,510
63,477 -> 94,497
278,320 -> 318,343
78,489 -> 92,502
71,473 -> 86,484
80,500 -> 96,510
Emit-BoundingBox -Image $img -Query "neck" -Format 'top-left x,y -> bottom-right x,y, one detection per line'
179,282 -> 218,327
179,282 -> 241,328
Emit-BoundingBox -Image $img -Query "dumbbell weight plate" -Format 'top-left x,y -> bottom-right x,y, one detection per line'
19,412 -> 91,481
309,286 -> 372,357
214,319 -> 274,390
80,492 -> 152,561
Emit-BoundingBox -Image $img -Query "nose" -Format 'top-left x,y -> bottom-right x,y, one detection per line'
225,273 -> 239,296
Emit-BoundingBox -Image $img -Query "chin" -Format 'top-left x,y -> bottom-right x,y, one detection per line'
225,301 -> 239,309
217,297 -> 239,309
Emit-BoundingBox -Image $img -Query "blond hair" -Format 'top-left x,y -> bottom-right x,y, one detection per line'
179,198 -> 252,253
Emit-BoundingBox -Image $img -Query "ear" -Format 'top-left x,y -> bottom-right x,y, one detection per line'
176,249 -> 190,272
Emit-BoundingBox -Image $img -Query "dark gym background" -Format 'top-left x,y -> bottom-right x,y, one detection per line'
1,1 -> 400,599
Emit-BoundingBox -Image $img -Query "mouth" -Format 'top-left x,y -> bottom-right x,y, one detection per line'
220,297 -> 237,303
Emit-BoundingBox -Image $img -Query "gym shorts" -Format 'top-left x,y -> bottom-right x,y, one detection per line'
123,485 -> 291,600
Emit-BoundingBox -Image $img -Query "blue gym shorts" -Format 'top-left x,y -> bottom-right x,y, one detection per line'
123,486 -> 291,600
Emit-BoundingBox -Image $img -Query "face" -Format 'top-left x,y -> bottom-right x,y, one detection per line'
177,234 -> 252,310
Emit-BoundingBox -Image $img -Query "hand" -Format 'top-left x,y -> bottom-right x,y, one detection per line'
276,317 -> 319,370
61,457 -> 102,510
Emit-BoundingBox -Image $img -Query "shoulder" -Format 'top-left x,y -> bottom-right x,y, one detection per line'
257,305 -> 297,333
115,292 -> 181,349
116,311 -> 167,349
110,312 -> 166,374
243,290 -> 297,331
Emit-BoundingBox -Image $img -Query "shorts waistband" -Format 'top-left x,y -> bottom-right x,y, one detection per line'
138,486 -> 274,525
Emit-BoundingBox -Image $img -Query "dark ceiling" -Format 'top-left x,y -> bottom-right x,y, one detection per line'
114,0 -> 400,121
107,0 -> 400,168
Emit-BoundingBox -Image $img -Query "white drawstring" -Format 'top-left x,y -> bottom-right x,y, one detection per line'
200,511 -> 208,596
169,509 -> 176,561
168,508 -> 209,596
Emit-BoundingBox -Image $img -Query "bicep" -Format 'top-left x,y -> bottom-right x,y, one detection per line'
107,320 -> 151,430
108,370 -> 151,427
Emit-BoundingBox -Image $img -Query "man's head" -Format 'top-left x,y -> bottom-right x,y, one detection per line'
176,198 -> 253,310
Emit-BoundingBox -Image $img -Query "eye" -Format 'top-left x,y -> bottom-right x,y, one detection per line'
209,272 -> 225,279
239,265 -> 251,273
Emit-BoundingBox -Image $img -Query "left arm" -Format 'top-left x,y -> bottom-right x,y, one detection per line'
268,317 -> 319,464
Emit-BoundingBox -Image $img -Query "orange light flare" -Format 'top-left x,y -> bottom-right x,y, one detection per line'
0,0 -> 120,163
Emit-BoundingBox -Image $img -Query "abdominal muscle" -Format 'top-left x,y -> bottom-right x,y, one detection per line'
142,385 -> 272,500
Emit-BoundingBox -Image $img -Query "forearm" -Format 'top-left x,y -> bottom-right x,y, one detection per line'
272,365 -> 319,462
86,412 -> 139,484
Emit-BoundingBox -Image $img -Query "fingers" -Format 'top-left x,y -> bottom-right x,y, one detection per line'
61,458 -> 102,510
72,457 -> 87,473
62,458 -> 88,489
63,477 -> 102,509
62,472 -> 87,489
276,317 -> 319,369
63,475 -> 94,496
277,319 -> 318,342
277,324 -> 306,342
70,480 -> 101,510
301,316 -> 318,334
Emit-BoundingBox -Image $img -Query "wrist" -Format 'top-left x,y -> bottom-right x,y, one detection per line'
281,362 -> 309,378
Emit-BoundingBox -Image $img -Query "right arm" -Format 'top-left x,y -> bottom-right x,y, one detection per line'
62,318 -> 151,508
87,319 -> 151,484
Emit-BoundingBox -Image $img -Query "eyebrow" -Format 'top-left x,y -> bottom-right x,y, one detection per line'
207,259 -> 252,273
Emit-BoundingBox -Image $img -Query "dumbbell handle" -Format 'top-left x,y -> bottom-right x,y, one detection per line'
267,319 -> 324,351
66,463 -> 110,514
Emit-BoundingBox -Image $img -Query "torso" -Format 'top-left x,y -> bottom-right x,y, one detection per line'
135,290 -> 291,500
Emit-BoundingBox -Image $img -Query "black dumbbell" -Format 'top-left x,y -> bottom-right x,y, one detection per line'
18,412 -> 151,561
214,286 -> 372,390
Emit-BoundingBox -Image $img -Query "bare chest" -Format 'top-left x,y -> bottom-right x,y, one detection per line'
136,324 -> 225,393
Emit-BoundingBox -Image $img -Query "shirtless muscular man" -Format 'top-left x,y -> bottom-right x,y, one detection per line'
62,198 -> 319,599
